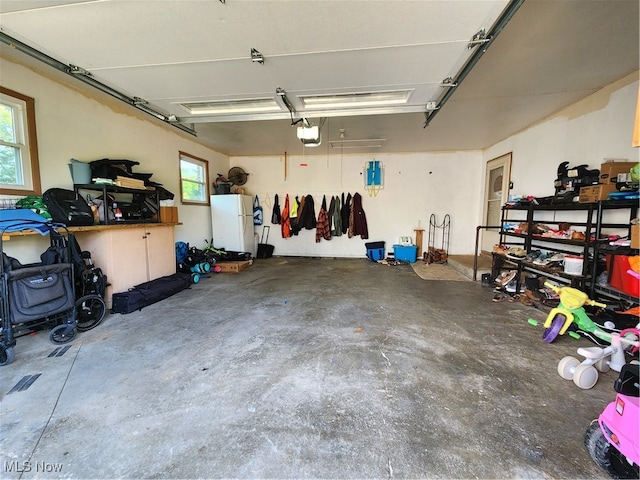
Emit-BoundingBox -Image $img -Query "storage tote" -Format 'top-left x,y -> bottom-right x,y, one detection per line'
393,244 -> 418,263
365,241 -> 385,262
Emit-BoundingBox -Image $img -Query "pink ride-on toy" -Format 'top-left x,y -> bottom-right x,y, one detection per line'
584,361 -> 639,479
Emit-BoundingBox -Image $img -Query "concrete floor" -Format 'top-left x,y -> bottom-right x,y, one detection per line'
0,257 -> 616,479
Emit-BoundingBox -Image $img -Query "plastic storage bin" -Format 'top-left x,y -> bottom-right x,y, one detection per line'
365,241 -> 385,262
393,244 -> 418,263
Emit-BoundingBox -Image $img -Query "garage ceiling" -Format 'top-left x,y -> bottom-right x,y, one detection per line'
0,0 -> 638,157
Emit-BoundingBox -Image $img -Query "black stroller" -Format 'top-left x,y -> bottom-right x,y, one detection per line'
49,229 -> 107,333
0,219 -> 105,366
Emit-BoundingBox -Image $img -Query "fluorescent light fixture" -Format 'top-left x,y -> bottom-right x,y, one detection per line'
300,90 -> 412,111
329,139 -> 386,149
180,98 -> 280,115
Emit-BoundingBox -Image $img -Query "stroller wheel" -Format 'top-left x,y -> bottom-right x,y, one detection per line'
0,345 -> 15,366
49,324 -> 77,344
75,295 -> 107,332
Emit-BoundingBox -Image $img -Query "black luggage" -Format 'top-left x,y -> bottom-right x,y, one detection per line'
111,273 -> 191,314
257,226 -> 274,259
43,188 -> 94,226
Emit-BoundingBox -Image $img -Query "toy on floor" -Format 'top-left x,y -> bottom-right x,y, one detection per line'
584,362 -> 639,478
557,328 -> 640,389
541,282 -> 608,344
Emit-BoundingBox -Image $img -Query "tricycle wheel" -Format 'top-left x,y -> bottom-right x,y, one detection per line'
558,356 -> 579,380
585,420 -> 640,479
573,363 -> 598,389
0,345 -> 15,366
542,313 -> 566,343
49,324 -> 77,344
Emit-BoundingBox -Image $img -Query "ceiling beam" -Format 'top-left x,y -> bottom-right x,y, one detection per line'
424,0 -> 525,128
0,31 -> 197,137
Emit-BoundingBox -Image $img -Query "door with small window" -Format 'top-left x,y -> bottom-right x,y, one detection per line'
482,153 -> 512,253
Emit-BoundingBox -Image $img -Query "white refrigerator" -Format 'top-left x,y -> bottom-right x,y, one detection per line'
210,194 -> 256,256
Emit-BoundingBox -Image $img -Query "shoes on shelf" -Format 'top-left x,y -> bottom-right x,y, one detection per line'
495,270 -> 518,286
546,253 -> 565,265
571,231 -> 586,241
493,244 -> 508,254
506,247 -> 527,259
524,249 -> 542,262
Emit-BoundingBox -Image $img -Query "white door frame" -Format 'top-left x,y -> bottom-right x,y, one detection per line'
481,152 -> 512,253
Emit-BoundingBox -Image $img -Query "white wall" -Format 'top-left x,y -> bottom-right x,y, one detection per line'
485,72 -> 639,199
231,151 -> 482,258
1,57 -> 227,260
481,72 -> 639,242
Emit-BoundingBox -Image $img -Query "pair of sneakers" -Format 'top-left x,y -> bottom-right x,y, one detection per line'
533,252 -> 565,266
505,247 -> 526,259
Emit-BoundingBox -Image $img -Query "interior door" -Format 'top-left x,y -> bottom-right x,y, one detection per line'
481,153 -> 512,253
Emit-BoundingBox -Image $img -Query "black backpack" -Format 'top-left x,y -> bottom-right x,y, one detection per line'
42,188 -> 94,226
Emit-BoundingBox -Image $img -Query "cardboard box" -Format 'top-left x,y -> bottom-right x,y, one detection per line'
599,161 -> 637,185
578,184 -> 618,203
159,206 -> 178,223
216,260 -> 253,273
631,224 -> 640,249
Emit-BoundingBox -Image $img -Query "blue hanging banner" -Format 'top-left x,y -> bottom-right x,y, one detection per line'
365,160 -> 383,196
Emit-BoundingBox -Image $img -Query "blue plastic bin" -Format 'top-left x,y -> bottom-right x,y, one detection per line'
393,244 -> 418,263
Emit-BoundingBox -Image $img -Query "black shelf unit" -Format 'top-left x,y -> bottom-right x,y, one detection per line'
73,184 -> 162,225
492,200 -> 638,305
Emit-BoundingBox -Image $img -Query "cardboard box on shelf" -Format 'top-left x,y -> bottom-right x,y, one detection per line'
578,184 -> 618,203
631,224 -> 640,249
159,206 -> 178,223
599,161 -> 637,185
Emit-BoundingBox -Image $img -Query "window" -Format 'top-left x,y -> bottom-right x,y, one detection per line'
0,87 -> 41,196
179,151 -> 210,205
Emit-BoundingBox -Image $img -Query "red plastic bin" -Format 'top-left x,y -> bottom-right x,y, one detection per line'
606,254 -> 640,298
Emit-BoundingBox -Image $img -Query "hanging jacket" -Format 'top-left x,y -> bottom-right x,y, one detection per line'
328,196 -> 336,235
281,194 -> 291,238
271,194 -> 281,224
296,194 -> 316,230
316,195 -> 331,242
332,196 -> 342,237
291,195 -> 305,236
348,192 -> 368,239
341,192 -> 352,235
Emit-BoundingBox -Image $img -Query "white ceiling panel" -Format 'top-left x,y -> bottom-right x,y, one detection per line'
96,42 -> 466,102
0,1 -> 508,67
0,0 -> 637,156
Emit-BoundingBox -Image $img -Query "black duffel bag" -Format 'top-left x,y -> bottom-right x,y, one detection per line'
42,188 -> 94,226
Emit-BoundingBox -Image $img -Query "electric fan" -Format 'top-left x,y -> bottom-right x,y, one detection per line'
228,167 -> 249,185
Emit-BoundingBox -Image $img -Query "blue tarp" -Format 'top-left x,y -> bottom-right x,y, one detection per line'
0,209 -> 52,235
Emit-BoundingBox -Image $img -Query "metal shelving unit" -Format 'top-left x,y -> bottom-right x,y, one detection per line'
492,200 -> 638,305
73,184 -> 162,225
